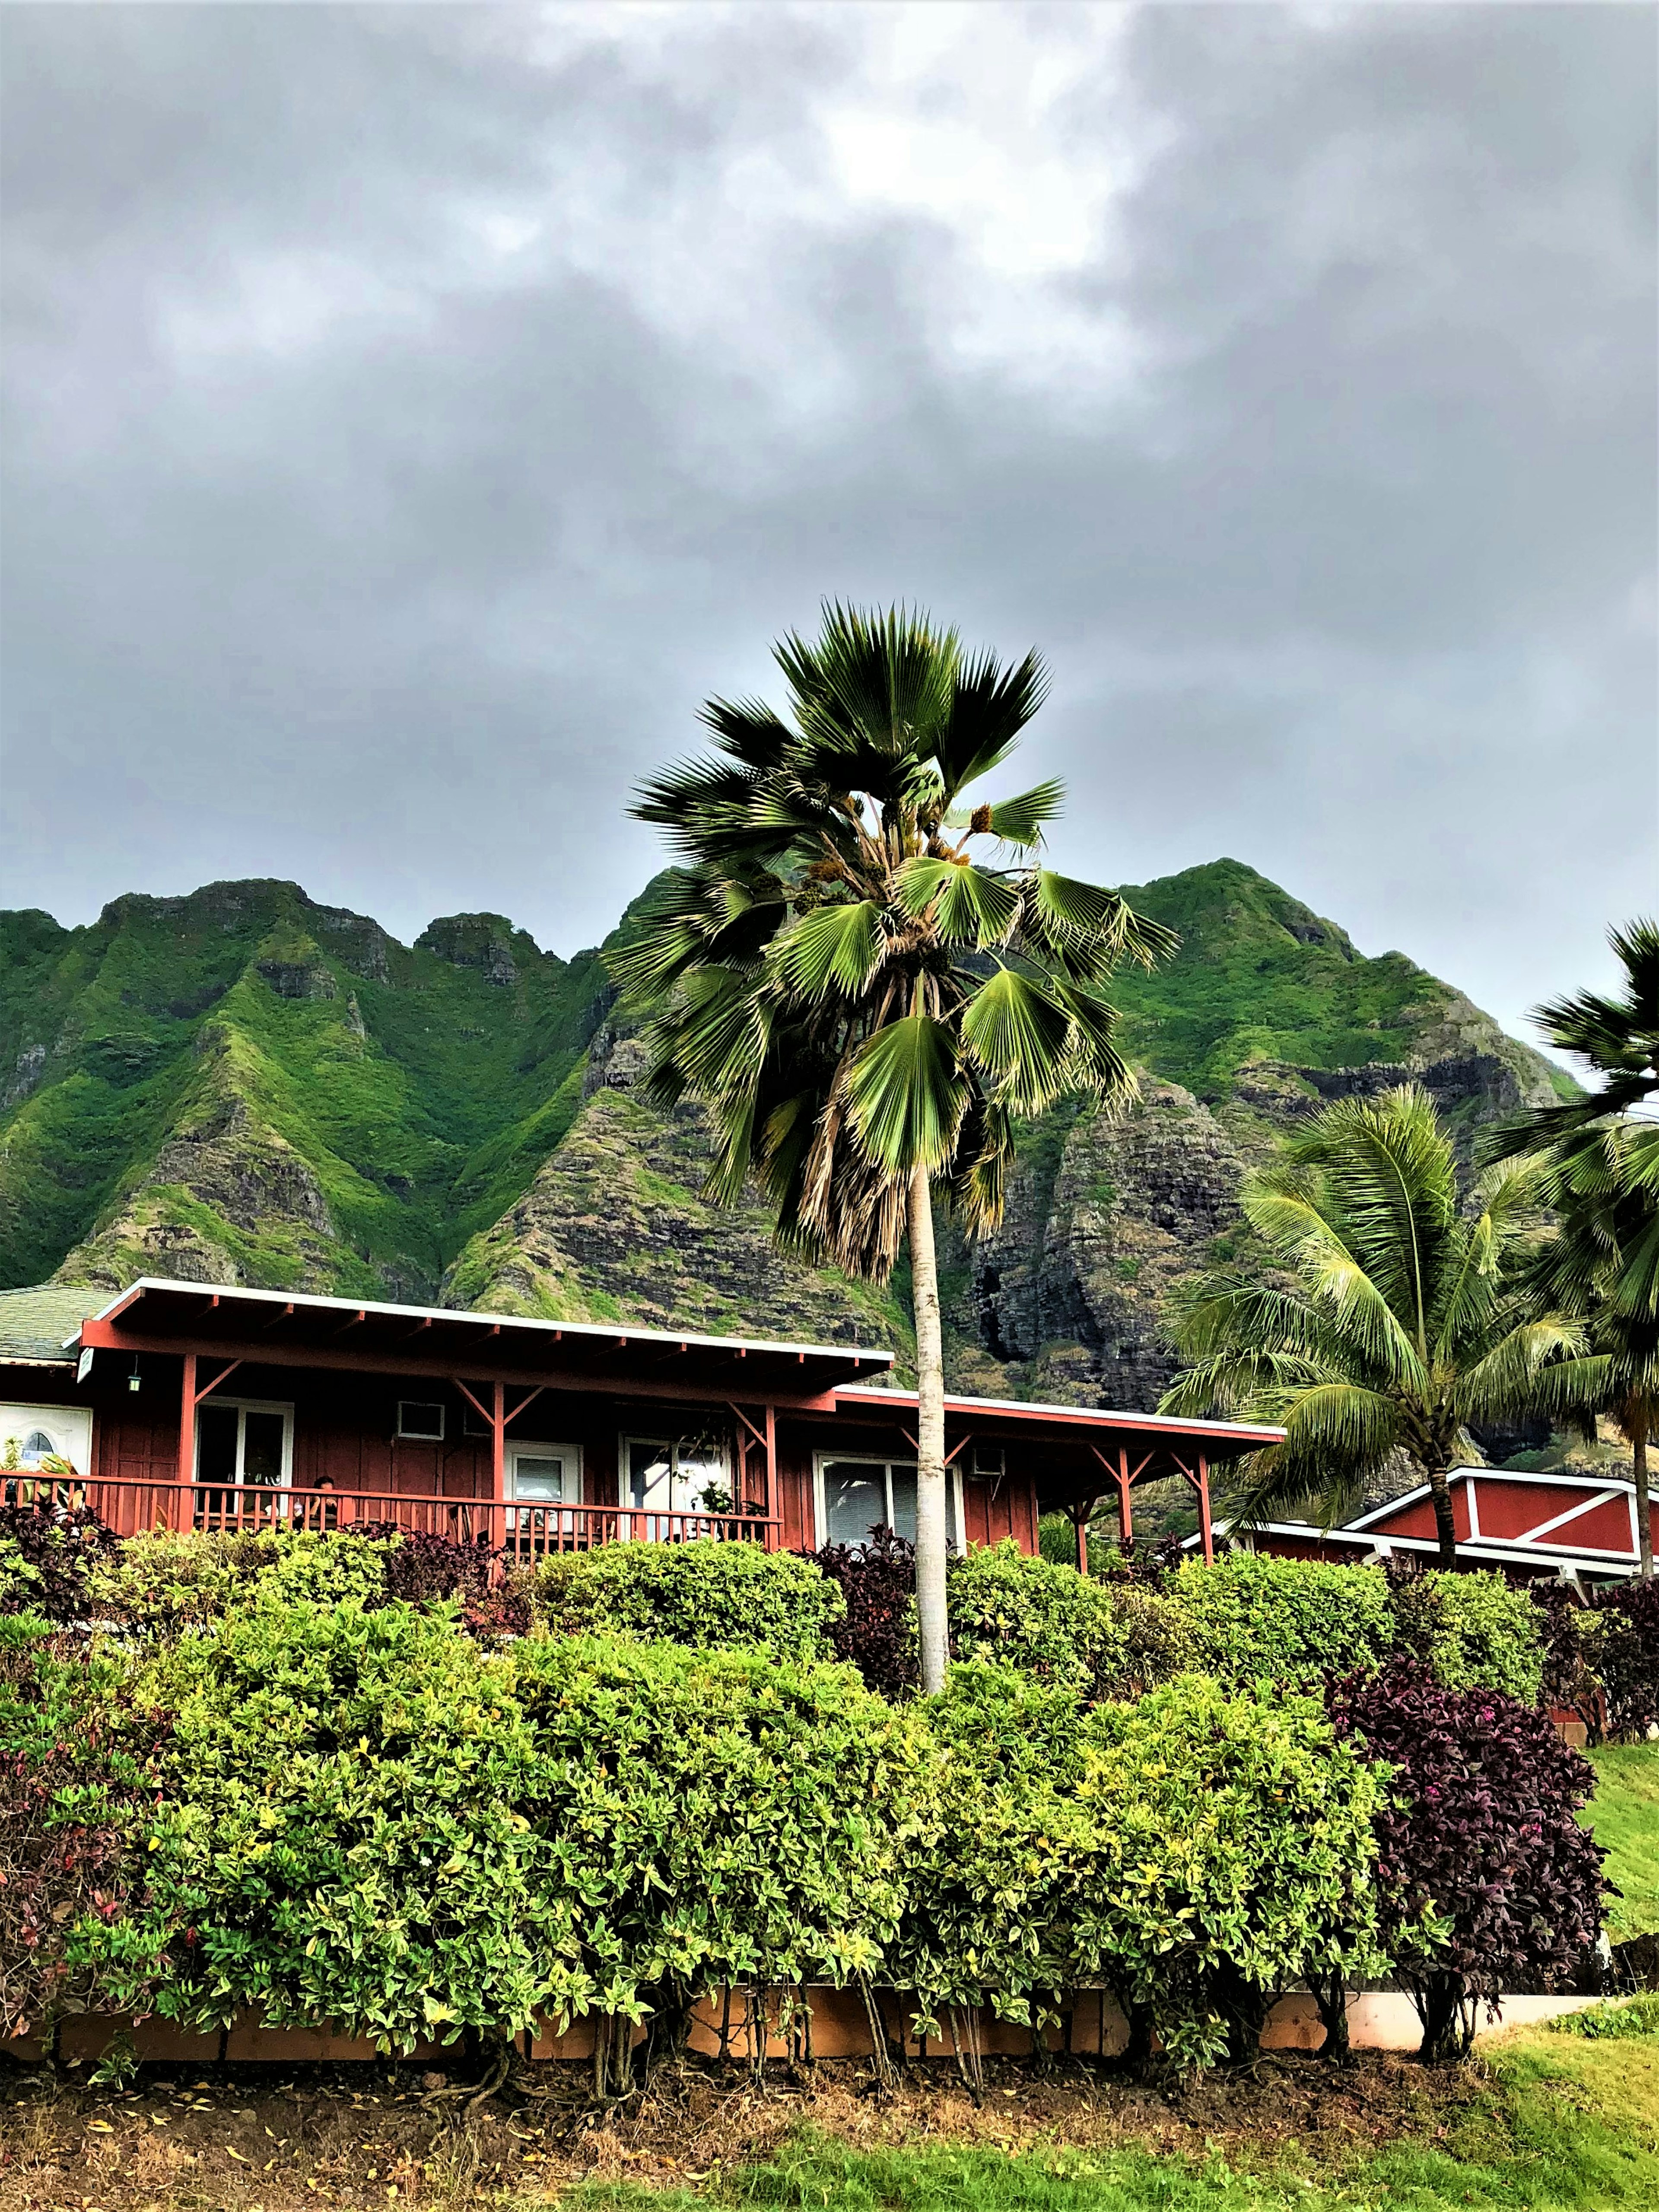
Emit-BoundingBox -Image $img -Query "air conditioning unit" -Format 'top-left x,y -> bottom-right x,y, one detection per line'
396,1400 -> 445,1442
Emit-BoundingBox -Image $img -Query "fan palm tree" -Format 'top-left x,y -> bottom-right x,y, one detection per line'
1160,1085 -> 1585,1567
609,603 -> 1175,1690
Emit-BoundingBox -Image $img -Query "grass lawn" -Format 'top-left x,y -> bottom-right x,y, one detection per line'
560,2014 -> 1659,2212
1585,1740 -> 1659,1940
566,2025 -> 1657,2212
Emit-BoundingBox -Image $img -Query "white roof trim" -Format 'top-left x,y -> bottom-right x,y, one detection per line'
74,1277 -> 896,1369
833,1382 -> 1284,1444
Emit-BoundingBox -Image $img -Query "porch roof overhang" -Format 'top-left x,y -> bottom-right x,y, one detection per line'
830,1383 -> 1283,1506
75,1279 -> 893,1411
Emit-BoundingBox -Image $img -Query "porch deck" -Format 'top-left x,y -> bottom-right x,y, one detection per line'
9,1471 -> 777,1553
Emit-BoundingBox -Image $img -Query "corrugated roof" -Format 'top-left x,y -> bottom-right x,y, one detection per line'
0,1283 -> 108,1364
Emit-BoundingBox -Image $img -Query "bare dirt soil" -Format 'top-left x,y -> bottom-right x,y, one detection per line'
0,2051 -> 1483,2212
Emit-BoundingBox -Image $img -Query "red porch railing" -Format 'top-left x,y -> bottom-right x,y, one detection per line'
5,1474 -> 779,1557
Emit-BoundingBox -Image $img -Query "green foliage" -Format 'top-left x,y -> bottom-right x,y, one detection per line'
899,1666 -> 1386,2069
89,1606 -> 923,2055
531,1539 -> 845,1664
82,1525 -> 390,1634
1416,1570 -> 1545,1705
1551,1992 -> 1659,2039
1161,1554 -> 1396,1691
1074,1676 -> 1388,2069
82,1529 -> 254,1634
947,1540 -> 1188,1702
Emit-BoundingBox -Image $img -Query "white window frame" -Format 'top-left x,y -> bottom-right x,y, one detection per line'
812,1451 -> 965,1553
396,1399 -> 446,1442
506,1440 -> 584,1504
193,1397 -> 294,1490
620,1433 -> 733,1517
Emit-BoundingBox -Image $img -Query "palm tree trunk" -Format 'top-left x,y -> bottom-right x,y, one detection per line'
909,1165 -> 950,1695
1426,1460 -> 1458,1570
1632,1416 -> 1653,1581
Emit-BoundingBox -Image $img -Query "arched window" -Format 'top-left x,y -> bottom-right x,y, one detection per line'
21,1430 -> 56,1461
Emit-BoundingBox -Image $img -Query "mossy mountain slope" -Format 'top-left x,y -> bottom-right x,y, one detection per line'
1,862 -> 1568,1398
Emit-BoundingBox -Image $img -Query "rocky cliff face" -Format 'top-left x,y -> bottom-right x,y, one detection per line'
0,861 -> 1572,1408
960,1082 -> 1247,1409
442,1022 -> 906,1358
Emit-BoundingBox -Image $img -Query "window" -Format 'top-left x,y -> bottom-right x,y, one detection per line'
1,1404 -> 92,1477
508,1443 -> 581,1505
396,1400 -> 445,1441
815,1457 -> 962,1553
623,1436 -> 732,1518
194,1400 -> 293,1489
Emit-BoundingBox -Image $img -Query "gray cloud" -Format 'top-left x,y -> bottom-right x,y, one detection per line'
2,2 -> 1653,1046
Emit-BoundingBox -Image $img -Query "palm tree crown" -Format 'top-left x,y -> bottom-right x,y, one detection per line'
1160,1084 -> 1584,1566
611,603 -> 1174,1689
610,605 -> 1173,1274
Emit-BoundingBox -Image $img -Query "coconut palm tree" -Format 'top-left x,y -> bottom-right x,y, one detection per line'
1525,1129 -> 1658,1578
1487,912 -> 1659,1353
609,603 -> 1175,1690
1491,917 -> 1659,1156
1160,1085 -> 1585,1567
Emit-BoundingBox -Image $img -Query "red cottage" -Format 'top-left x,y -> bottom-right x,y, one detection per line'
1208,1467 -> 1642,1587
0,1279 -> 1280,1564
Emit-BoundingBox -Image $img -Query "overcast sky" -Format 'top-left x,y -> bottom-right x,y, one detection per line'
3,3 -> 1653,1048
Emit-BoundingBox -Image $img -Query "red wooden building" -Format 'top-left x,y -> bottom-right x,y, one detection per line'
0,1279 -> 1281,1563
1209,1467 -> 1642,1585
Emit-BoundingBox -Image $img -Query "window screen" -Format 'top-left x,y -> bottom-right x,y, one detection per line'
821,1461 -> 960,1551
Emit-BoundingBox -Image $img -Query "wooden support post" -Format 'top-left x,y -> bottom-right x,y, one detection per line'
1116,1443 -> 1133,1548
764,1403 -> 777,1550
1197,1451 -> 1214,1565
178,1351 -> 197,1488
492,1380 -> 505,1505
1073,1507 -> 1089,1577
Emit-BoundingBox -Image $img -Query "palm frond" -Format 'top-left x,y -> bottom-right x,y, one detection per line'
767,901 -> 884,999
981,779 -> 1065,848
1025,872 -> 1180,971
893,856 -> 1020,946
934,646 -> 1049,800
957,968 -> 1074,1115
842,1014 -> 970,1174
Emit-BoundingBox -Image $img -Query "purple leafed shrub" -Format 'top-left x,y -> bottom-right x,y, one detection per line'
355,1524 -> 529,1637
0,1500 -> 118,1625
359,1525 -> 496,1607
805,1527 -> 917,1697
1534,1577 -> 1659,1746
1089,1534 -> 1185,1590
1326,1662 -> 1607,2063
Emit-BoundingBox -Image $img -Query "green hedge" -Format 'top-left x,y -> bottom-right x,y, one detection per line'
947,1540 -> 1189,1701
530,1538 -> 846,1663
1161,1554 -> 1397,1690
87,1599 -> 917,2061
897,1662 -> 1386,2069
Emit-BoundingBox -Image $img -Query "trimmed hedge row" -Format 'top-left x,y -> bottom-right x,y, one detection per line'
0,1592 -> 1604,2076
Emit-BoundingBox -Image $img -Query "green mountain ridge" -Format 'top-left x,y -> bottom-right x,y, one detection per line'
0,861 -> 1569,1407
